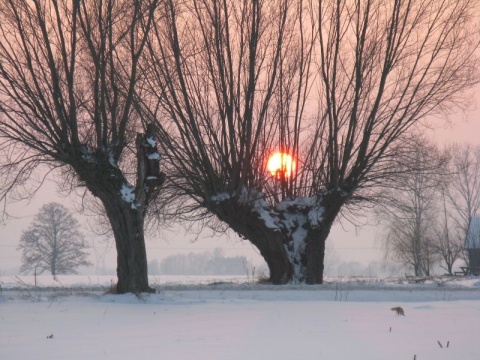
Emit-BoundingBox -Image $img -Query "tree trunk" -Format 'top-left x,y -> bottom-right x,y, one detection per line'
209,190 -> 344,284
258,232 -> 293,284
209,200 -> 293,284
101,195 -> 153,294
70,126 -> 163,294
447,263 -> 453,276
51,250 -> 57,277
74,176 -> 154,294
304,226 -> 328,284
303,191 -> 344,284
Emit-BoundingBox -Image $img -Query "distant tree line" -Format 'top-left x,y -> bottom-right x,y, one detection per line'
149,249 -> 247,276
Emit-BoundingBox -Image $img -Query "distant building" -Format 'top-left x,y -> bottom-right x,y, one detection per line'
466,216 -> 480,268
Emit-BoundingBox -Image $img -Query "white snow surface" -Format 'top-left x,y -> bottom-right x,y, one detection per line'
1,275 -> 480,360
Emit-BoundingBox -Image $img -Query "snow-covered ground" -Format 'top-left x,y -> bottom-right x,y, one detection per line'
1,275 -> 480,360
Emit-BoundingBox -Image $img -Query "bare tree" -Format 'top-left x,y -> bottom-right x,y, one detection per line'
431,190 -> 465,275
18,202 -> 91,276
446,144 -> 480,265
381,140 -> 447,276
145,0 -> 479,284
146,0 -> 315,283
0,0 -> 163,293
382,144 -> 480,275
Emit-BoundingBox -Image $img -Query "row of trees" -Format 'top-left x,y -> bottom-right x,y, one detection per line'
380,141 -> 480,276
18,202 -> 246,277
1,0 -> 479,292
17,201 -> 252,277
150,248 -> 247,276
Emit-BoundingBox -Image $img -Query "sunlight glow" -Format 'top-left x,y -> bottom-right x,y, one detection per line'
267,152 -> 296,179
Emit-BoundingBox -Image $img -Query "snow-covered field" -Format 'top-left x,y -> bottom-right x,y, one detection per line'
1,275 -> 479,360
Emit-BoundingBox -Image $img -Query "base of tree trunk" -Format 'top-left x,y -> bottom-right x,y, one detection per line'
115,283 -> 155,294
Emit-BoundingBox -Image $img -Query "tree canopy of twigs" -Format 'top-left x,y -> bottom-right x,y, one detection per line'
144,0 -> 480,284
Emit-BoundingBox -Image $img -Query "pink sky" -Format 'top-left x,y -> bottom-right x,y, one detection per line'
1,86 -> 480,274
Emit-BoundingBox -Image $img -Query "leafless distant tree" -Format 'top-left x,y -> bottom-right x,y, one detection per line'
431,190 -> 465,275
446,144 -> 480,265
145,0 -> 479,284
0,0 -> 163,293
381,140 -> 447,276
382,143 -> 480,275
18,202 -> 91,276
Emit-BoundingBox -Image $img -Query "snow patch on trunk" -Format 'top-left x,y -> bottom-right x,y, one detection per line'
255,206 -> 279,230
210,192 -> 231,203
275,196 -> 326,282
276,196 -> 316,211
308,205 -> 324,227
120,183 -> 139,209
282,212 -> 308,282
80,145 -> 95,163
146,136 -> 156,147
239,188 -> 279,230
147,152 -> 160,160
120,184 -> 135,202
108,151 -> 117,168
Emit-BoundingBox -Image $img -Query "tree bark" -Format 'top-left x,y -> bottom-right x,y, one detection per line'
75,178 -> 154,293
303,191 -> 344,284
209,190 -> 345,284
304,227 -> 327,284
101,193 -> 152,294
209,200 -> 293,284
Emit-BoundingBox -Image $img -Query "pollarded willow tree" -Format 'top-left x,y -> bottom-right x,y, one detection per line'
145,0 -> 479,284
0,0 -> 164,293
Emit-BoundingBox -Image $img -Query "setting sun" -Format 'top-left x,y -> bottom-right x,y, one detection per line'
267,152 -> 296,179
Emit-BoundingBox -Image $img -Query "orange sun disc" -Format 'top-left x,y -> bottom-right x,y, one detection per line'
267,152 -> 296,178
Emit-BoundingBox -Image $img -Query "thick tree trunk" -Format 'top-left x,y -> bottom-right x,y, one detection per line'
101,195 -> 153,294
304,193 -> 343,284
70,125 -> 163,294
304,227 -> 328,284
209,200 -> 293,284
258,232 -> 293,284
75,177 -> 153,294
209,190 -> 345,284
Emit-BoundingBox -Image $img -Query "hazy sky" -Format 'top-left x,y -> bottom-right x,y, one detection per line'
1,88 -> 480,275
